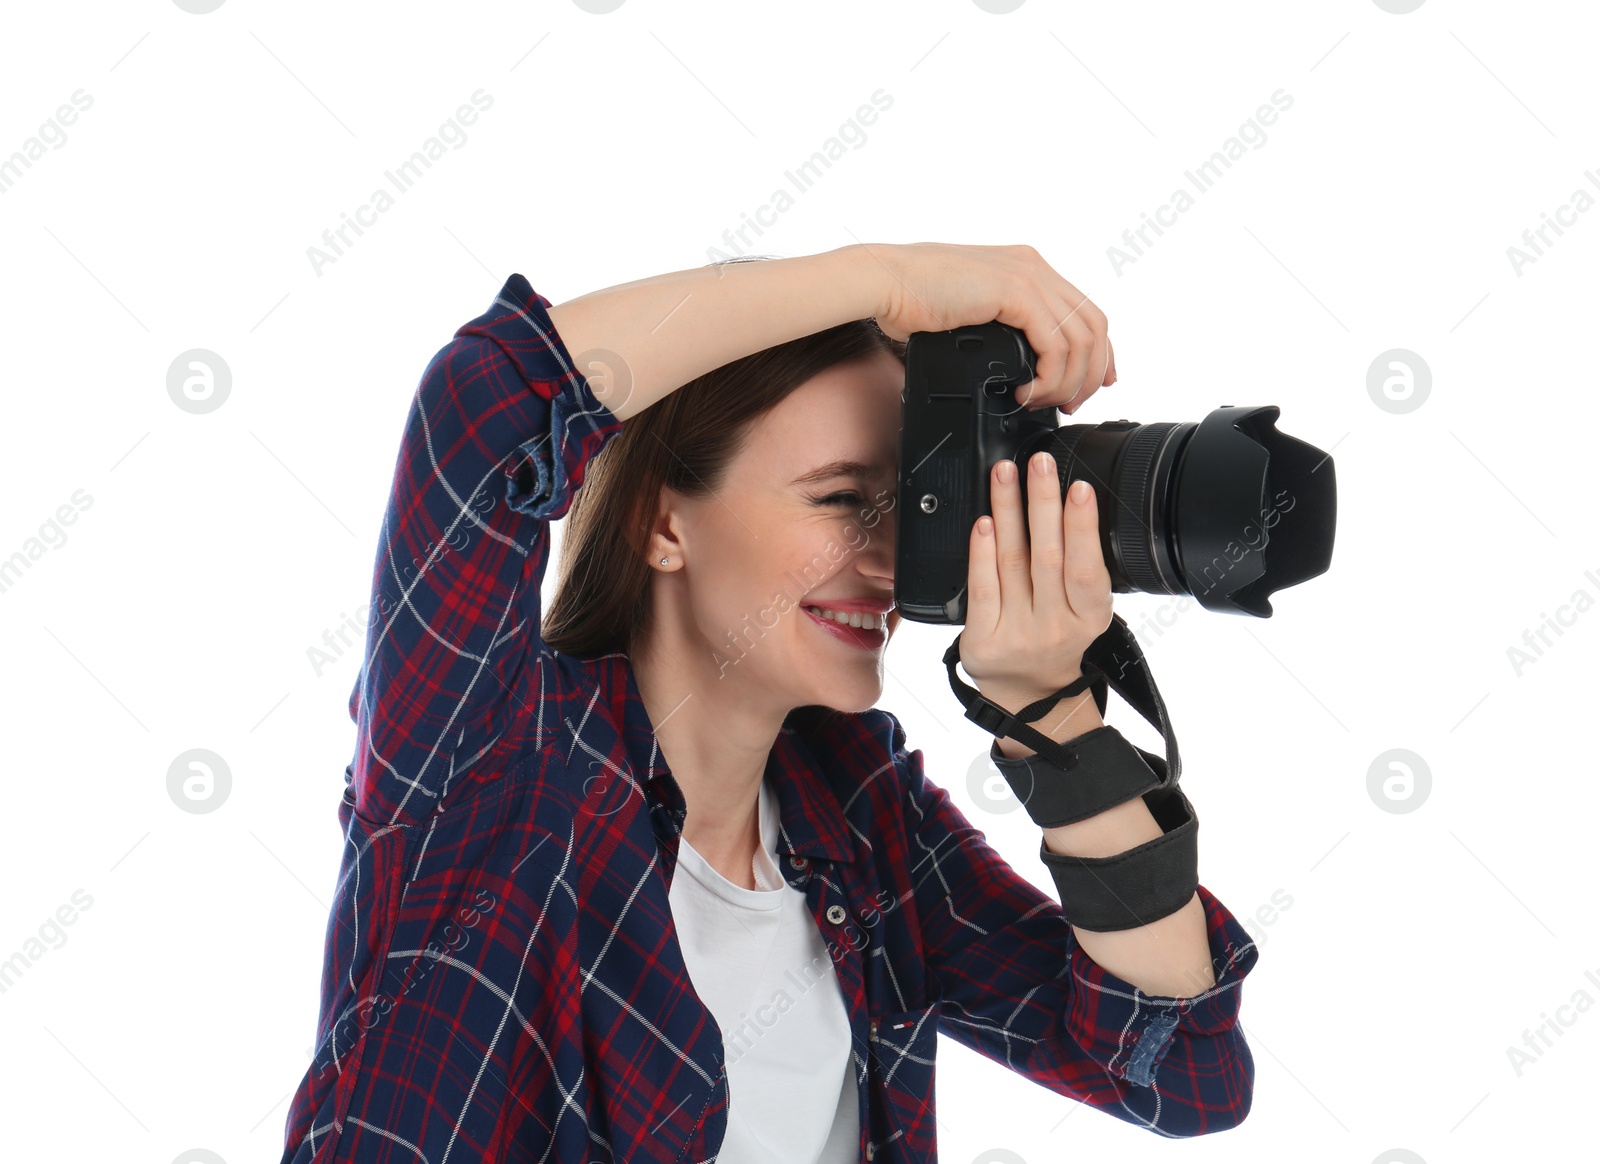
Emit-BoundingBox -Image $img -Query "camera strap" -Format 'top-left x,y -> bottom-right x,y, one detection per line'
942,612 -> 1200,932
941,610 -> 1181,786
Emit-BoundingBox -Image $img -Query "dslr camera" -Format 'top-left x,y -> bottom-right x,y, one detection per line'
893,322 -> 1337,624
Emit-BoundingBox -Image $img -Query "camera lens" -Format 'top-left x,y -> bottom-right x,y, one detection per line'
1015,405 -> 1336,617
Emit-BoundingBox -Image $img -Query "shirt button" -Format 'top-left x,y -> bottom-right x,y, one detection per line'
789,856 -> 808,870
869,1019 -> 879,1040
866,1142 -> 877,1160
826,904 -> 846,924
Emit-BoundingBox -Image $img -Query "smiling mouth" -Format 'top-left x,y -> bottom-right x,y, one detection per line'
802,605 -> 888,649
801,604 -> 889,630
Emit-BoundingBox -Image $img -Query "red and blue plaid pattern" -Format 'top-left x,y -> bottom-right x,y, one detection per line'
279,274 -> 1260,1162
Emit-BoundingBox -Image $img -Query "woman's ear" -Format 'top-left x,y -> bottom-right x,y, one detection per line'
648,488 -> 687,571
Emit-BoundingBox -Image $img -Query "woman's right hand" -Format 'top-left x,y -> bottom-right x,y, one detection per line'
863,242 -> 1116,415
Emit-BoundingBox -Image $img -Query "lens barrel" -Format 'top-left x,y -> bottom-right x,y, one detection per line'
1016,405 -> 1336,618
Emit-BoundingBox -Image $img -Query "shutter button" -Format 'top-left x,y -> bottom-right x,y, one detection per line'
789,856 -> 808,871
826,904 -> 846,924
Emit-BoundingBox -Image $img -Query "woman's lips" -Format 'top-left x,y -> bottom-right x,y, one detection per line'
803,606 -> 886,650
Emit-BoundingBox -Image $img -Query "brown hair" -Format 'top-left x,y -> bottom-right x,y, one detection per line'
542,257 -> 906,660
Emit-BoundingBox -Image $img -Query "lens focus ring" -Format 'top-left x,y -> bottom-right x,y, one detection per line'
1114,423 -> 1178,595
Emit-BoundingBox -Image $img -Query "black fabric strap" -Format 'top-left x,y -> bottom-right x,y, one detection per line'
942,611 -> 1183,785
1038,783 -> 1199,932
943,611 -> 1198,931
937,646 -> 1106,770
988,726 -> 1163,828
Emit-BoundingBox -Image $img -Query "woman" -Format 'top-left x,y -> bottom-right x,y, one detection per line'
280,243 -> 1259,1163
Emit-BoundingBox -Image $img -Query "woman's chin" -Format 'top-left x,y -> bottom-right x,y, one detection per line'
810,671 -> 885,715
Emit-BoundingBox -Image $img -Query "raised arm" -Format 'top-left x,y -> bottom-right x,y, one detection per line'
348,244 -> 1113,826
546,245 -> 879,421
347,250 -> 881,827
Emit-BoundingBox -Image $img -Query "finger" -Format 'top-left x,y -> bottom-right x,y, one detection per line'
1004,245 -> 1071,406
1103,335 -> 1117,386
966,510 -> 1000,640
1015,304 -> 1070,408
1063,304 -> 1109,414
1025,451 -> 1068,621
1061,479 -> 1114,625
1052,304 -> 1095,414
990,457 -> 1032,613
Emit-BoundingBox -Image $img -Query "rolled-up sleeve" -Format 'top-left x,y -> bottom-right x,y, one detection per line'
1063,883 -> 1258,1126
348,273 -> 623,827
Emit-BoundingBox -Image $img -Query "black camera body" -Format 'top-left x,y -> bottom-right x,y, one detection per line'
893,322 -> 1337,624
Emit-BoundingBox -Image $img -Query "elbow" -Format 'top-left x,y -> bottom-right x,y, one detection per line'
1170,1029 -> 1256,1137
1194,1069 -> 1255,1137
1126,1026 -> 1255,1138
1215,1026 -> 1256,1133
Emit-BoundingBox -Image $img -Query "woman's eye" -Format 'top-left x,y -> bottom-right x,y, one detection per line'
817,491 -> 862,507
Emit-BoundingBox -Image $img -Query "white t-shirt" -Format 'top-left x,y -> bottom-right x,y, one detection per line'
668,774 -> 858,1163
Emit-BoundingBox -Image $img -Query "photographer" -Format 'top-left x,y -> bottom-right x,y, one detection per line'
281,243 -> 1259,1163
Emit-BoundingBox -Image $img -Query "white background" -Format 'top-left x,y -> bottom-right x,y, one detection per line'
1,1 -> 1595,1161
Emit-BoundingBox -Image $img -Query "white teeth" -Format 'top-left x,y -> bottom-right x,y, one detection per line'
805,605 -> 885,630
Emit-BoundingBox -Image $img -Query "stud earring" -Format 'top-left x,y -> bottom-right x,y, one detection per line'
660,557 -> 668,566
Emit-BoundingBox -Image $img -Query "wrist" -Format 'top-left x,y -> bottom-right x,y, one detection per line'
980,677 -> 1104,761
977,674 -> 1083,711
834,242 -> 894,325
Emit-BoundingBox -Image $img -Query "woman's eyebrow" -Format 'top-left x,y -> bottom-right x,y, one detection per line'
790,458 -> 889,487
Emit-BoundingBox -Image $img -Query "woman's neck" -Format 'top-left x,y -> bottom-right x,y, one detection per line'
628,631 -> 785,885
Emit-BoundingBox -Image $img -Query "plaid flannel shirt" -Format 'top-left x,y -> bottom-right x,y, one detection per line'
279,273 -> 1260,1163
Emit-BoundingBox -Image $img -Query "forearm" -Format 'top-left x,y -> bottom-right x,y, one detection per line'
545,244 -> 881,421
983,681 -> 1216,999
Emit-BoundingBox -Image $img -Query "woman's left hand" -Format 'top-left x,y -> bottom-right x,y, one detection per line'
958,450 -> 1114,707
